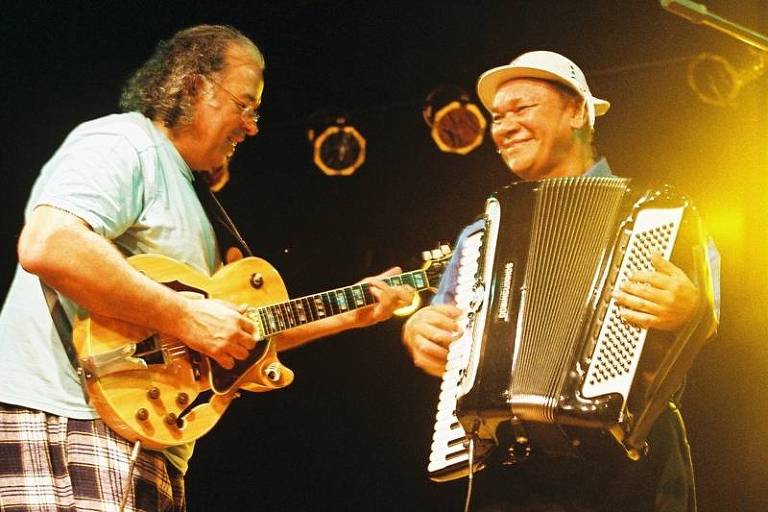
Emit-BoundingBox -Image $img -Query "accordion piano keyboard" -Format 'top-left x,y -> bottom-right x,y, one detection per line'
427,232 -> 483,480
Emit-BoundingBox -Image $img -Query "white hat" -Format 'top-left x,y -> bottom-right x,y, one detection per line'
476,50 -> 610,127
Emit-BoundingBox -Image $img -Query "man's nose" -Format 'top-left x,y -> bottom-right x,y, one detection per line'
492,115 -> 520,138
243,119 -> 259,136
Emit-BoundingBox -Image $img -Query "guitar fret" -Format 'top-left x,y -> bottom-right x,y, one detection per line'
304,297 -> 317,321
263,306 -> 273,333
290,302 -> 299,326
269,305 -> 283,331
334,291 -> 345,313
343,288 -> 356,310
281,302 -> 294,328
410,270 -> 427,289
361,283 -> 375,305
257,308 -> 267,335
256,308 -> 265,334
322,293 -> 335,316
336,290 -> 349,312
313,295 -> 326,318
278,306 -> 287,329
266,305 -> 277,331
294,299 -> 307,324
351,285 -> 365,308
275,304 -> 288,331
264,307 -> 278,334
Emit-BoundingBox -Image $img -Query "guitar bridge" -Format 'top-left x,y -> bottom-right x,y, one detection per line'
80,343 -> 148,380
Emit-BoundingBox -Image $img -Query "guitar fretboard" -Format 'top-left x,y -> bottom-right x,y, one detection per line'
250,270 -> 430,336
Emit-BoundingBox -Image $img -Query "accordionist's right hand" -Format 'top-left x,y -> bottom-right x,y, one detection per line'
402,304 -> 463,377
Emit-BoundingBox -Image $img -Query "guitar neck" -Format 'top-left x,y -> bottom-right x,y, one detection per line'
248,270 -> 431,337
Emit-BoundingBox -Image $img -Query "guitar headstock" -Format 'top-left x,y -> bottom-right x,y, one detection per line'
420,244 -> 453,292
392,244 -> 452,317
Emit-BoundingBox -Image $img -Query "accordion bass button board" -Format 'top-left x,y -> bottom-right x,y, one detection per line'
581,206 -> 684,401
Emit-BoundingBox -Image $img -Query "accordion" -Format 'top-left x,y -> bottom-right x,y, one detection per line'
428,176 -> 717,482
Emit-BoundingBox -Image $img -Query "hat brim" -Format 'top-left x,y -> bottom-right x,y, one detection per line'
476,64 -> 610,116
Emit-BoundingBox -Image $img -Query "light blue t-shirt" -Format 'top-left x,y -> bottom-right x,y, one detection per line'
0,112 -> 221,472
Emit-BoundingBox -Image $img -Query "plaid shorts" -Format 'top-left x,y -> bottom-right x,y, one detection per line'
0,404 -> 185,512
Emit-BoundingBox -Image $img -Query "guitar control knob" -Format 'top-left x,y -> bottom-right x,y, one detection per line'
147,387 -> 160,400
250,273 -> 264,289
136,408 -> 149,421
176,393 -> 189,406
164,413 -> 178,427
264,363 -> 281,382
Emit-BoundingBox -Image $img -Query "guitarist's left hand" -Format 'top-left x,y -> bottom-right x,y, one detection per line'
274,267 -> 415,351
348,267 -> 416,328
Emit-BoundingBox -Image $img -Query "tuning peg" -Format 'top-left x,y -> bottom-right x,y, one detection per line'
439,244 -> 451,255
421,250 -> 433,261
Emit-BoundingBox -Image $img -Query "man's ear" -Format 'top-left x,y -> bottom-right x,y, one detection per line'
569,100 -> 589,131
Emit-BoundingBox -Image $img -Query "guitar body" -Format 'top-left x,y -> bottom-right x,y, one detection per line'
72,254 -> 294,449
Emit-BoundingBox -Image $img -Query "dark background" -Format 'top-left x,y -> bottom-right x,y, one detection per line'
2,1 -> 767,511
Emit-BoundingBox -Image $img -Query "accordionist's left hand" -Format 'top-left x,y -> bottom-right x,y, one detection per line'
612,253 -> 700,332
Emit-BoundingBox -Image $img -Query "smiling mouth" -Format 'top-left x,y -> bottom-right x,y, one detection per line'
501,139 -> 532,152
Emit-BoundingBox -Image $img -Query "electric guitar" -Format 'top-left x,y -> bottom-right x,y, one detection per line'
72,247 -> 451,448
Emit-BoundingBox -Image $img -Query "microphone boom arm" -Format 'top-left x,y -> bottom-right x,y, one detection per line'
661,0 -> 768,52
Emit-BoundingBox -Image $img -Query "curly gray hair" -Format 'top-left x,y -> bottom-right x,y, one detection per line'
119,25 -> 264,127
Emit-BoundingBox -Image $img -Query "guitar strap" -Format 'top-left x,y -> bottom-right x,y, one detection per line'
192,171 -> 253,261
39,279 -> 89,400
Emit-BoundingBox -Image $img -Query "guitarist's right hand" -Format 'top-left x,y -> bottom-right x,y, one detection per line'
176,298 -> 258,370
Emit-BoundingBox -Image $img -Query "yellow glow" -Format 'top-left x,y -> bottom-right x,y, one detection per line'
702,208 -> 746,246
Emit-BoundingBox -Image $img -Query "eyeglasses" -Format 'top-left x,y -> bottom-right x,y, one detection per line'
209,77 -> 261,125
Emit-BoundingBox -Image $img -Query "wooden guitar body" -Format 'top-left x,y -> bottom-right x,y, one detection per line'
72,254 -> 294,449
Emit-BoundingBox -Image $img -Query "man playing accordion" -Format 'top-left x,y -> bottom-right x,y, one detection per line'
402,51 -> 719,512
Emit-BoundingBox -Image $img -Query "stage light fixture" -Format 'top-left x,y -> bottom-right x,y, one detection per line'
307,112 -> 366,176
423,85 -> 486,155
686,49 -> 764,107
